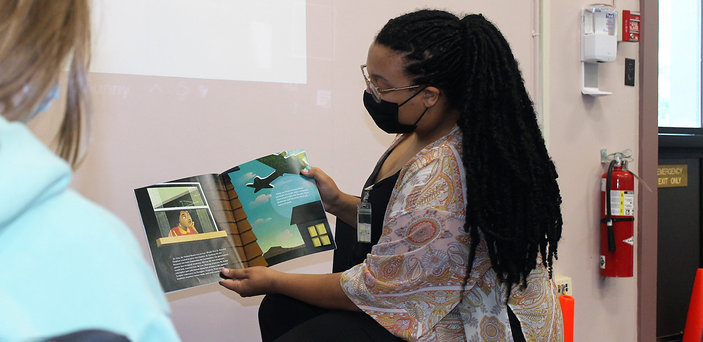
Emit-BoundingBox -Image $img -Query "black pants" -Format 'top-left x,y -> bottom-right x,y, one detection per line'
259,294 -> 525,342
258,294 -> 404,342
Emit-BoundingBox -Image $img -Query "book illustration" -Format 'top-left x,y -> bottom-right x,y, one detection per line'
143,182 -> 235,247
135,150 -> 335,292
169,210 -> 199,237
224,150 -> 334,265
245,152 -> 308,193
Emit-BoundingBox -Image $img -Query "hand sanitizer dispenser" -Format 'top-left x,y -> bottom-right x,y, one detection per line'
581,7 -> 617,95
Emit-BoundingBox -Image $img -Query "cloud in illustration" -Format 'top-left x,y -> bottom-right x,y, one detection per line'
276,178 -> 293,186
277,229 -> 293,241
251,193 -> 272,206
254,217 -> 273,225
240,172 -> 255,182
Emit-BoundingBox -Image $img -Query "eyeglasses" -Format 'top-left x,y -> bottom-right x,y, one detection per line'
361,64 -> 421,103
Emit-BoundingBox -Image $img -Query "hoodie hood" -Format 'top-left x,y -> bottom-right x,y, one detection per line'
0,116 -> 71,226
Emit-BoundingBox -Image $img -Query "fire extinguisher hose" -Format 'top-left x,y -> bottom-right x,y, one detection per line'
605,160 -> 617,252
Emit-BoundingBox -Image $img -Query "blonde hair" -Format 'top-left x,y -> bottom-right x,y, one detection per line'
0,0 -> 91,166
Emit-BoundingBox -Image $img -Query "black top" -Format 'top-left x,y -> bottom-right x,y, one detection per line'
332,149 -> 400,273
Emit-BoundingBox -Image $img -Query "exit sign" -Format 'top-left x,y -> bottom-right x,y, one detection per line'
657,165 -> 688,188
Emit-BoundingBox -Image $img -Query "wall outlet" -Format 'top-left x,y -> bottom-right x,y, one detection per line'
555,275 -> 573,296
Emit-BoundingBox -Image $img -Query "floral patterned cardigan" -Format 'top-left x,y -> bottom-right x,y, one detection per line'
340,126 -> 563,341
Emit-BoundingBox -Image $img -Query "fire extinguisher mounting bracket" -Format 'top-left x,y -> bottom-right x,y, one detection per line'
601,149 -> 633,165
600,148 -> 608,163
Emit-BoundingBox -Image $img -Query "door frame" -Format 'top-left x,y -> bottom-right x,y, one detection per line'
639,0 -> 659,341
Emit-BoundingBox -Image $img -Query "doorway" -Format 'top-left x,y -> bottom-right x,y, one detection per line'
655,0 -> 703,340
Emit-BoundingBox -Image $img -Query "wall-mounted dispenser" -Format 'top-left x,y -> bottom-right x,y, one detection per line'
581,7 -> 617,96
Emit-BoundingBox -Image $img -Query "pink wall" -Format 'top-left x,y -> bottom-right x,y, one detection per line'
548,1 -> 641,341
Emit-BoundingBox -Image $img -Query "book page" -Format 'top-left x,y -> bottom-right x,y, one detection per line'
221,150 -> 335,266
134,174 -> 244,292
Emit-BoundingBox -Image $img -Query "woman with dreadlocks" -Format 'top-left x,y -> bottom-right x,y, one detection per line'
220,9 -> 563,341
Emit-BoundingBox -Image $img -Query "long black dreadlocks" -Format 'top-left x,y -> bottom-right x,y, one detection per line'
375,10 -> 563,299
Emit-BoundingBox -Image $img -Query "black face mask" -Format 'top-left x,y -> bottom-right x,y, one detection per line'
363,89 -> 429,134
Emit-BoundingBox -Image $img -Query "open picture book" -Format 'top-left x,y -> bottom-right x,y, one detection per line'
134,149 -> 335,292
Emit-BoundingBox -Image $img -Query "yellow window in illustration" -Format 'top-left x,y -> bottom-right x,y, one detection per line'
315,223 -> 327,235
320,235 -> 331,246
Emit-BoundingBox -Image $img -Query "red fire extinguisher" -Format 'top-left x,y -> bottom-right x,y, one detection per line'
600,156 -> 635,277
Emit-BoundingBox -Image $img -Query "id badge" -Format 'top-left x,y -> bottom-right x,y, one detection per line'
357,202 -> 372,243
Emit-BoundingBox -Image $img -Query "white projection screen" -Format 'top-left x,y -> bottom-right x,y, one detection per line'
91,0 -> 307,83
35,1 -> 538,340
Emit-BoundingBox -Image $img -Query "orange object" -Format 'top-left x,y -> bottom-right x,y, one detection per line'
559,295 -> 574,342
683,269 -> 703,342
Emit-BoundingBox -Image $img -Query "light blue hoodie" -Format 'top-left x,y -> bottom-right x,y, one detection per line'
0,116 -> 180,341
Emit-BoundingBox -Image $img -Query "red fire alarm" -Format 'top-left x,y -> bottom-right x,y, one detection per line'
620,10 -> 640,42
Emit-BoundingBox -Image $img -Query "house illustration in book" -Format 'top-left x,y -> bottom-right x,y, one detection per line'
220,178 -> 268,267
290,201 -> 333,249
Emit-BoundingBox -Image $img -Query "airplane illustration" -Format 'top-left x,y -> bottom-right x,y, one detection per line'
246,152 -> 309,193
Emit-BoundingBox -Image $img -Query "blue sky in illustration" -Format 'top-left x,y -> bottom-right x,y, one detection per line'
226,151 -> 320,254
